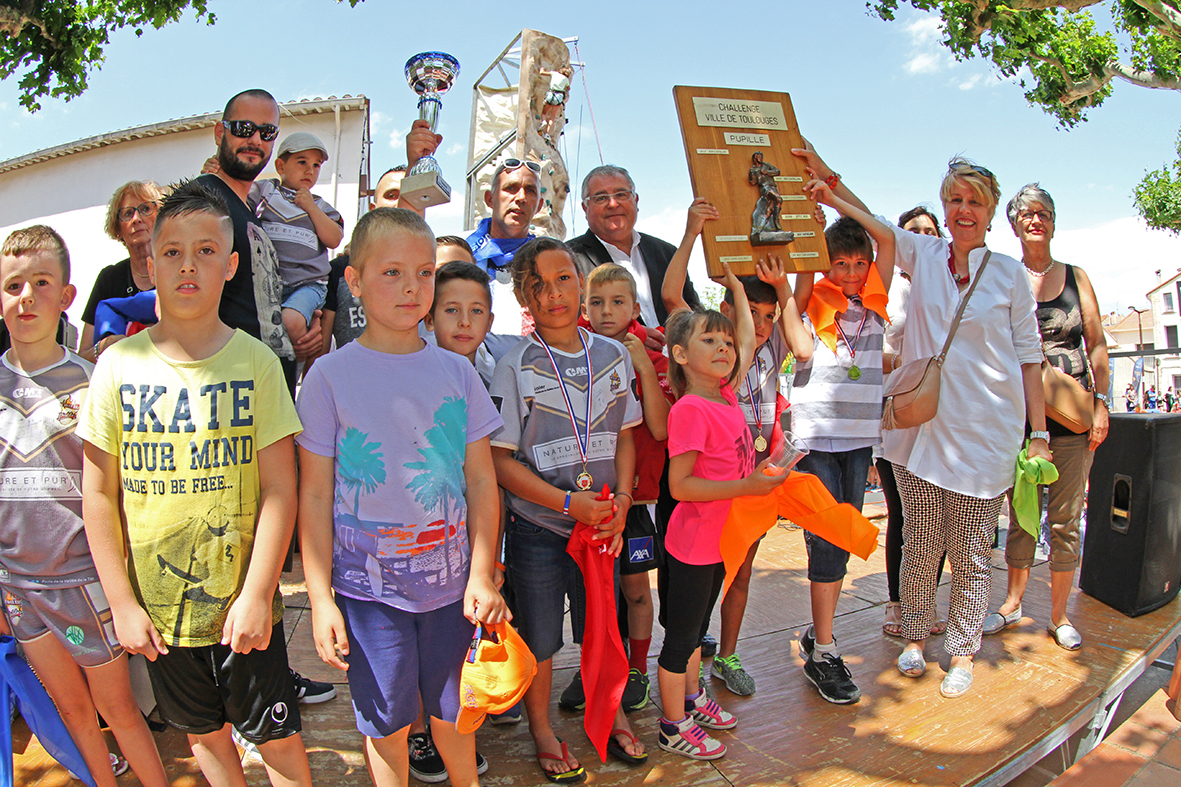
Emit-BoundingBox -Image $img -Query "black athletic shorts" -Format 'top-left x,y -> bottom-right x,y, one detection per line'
620,504 -> 664,575
145,618 -> 301,744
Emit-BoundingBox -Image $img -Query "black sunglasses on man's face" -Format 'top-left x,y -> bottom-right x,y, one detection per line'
221,120 -> 279,142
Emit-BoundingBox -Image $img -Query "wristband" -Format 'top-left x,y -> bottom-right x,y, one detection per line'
495,561 -> 505,572
562,491 -> 572,516
616,492 -> 633,506
1029,430 -> 1050,443
824,172 -> 841,189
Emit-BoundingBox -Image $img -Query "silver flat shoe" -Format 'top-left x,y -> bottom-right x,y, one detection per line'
1048,623 -> 1082,651
897,648 -> 926,677
940,666 -> 974,698
982,605 -> 1022,635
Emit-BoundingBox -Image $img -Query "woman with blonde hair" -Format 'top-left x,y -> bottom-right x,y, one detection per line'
79,180 -> 163,360
792,145 -> 1049,697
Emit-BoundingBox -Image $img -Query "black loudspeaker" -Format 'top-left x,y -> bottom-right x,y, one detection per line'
1080,413 -> 1181,616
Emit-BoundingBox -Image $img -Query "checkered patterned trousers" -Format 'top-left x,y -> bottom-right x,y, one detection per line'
894,465 -> 1004,657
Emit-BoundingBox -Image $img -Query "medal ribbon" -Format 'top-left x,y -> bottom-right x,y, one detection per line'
535,328 -> 593,471
744,364 -> 763,435
833,307 -> 869,367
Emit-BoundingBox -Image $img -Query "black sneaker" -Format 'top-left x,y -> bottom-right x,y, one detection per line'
408,732 -> 447,783
700,633 -> 718,659
621,668 -> 650,713
475,751 -> 489,776
800,625 -> 816,658
291,669 -> 336,704
558,670 -> 585,711
803,652 -> 861,704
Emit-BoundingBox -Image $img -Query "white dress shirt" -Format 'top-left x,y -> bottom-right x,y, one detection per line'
593,230 -> 659,328
880,221 -> 1042,499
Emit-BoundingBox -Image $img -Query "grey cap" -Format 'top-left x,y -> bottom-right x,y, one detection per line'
276,131 -> 328,160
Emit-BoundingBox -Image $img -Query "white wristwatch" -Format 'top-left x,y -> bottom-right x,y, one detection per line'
1094,392 -> 1111,408
1029,430 -> 1050,442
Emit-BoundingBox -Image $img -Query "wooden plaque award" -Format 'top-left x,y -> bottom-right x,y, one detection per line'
673,86 -> 829,278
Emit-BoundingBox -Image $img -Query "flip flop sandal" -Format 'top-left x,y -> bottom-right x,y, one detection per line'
537,738 -> 586,784
882,602 -> 903,638
607,728 -> 648,765
930,616 -> 947,636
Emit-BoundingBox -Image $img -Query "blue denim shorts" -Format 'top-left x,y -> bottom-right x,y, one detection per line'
502,513 -> 586,663
797,447 -> 873,583
337,595 -> 473,738
281,281 -> 328,326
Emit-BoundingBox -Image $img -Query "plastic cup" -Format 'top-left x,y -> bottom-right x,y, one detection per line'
762,431 -> 810,476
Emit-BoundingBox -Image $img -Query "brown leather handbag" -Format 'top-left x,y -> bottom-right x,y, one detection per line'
1042,361 -> 1093,433
882,251 -> 991,430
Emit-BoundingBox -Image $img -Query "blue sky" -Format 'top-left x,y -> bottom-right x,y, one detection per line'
2,1 -> 1178,312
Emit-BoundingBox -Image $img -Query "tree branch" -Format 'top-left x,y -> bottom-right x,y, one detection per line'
1107,58 -> 1181,89
1128,0 -> 1181,37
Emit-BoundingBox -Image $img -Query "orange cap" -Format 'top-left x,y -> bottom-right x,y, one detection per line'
456,621 -> 537,734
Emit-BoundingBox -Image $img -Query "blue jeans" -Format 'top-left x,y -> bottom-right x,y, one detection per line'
797,446 -> 873,582
502,514 -> 587,662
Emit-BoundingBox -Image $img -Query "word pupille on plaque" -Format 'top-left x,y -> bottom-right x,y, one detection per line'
673,86 -> 830,278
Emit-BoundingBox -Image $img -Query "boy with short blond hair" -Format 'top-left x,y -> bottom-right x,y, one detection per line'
297,207 -> 508,787
0,225 -> 169,787
78,180 -> 312,787
576,262 -> 672,713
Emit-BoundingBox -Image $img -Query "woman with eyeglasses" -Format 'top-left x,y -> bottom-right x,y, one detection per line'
981,184 -> 1110,652
79,181 -> 163,361
793,145 -> 1048,698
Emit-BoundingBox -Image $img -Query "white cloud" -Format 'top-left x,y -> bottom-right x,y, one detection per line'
902,16 -> 952,74
447,142 -> 463,156
957,74 -> 986,91
388,128 -> 405,150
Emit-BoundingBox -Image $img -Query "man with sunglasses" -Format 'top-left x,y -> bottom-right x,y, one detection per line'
466,158 -> 544,335
569,165 -> 700,329
197,88 -> 320,388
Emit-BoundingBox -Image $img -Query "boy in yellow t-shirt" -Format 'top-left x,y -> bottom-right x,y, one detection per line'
77,179 -> 312,787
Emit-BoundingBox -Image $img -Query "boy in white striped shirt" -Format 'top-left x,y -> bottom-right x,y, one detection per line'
790,182 -> 895,706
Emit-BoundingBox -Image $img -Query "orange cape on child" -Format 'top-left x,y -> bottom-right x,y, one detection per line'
806,262 -> 890,354
720,472 -> 880,595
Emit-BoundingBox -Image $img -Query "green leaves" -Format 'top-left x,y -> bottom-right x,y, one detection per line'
0,0 -> 215,111
1134,130 -> 1181,234
870,1 -> 1181,229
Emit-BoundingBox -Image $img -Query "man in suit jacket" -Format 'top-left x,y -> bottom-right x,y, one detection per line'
568,165 -> 699,328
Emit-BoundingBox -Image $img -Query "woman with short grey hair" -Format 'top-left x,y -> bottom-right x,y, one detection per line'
983,183 -> 1110,651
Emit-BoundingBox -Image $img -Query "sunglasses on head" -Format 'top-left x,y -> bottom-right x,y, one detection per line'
503,158 -> 542,174
221,119 -> 279,142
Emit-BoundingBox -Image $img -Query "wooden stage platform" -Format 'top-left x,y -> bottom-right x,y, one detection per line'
13,517 -> 1181,787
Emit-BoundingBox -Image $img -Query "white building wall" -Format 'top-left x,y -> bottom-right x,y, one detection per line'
0,105 -> 367,339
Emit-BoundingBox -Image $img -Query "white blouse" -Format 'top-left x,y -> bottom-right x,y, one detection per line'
880,222 -> 1042,499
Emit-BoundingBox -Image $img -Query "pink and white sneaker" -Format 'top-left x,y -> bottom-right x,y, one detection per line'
658,715 -> 727,760
687,691 -> 738,730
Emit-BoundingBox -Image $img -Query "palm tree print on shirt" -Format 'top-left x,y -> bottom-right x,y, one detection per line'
404,396 -> 468,582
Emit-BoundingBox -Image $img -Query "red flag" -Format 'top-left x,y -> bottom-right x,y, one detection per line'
565,487 -> 628,762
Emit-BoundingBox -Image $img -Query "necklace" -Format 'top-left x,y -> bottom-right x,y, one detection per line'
946,246 -> 969,286
1024,258 -> 1056,278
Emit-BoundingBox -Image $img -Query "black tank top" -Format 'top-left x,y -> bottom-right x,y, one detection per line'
1037,265 -> 1091,437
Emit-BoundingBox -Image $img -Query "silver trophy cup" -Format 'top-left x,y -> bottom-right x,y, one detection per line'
401,52 -> 460,207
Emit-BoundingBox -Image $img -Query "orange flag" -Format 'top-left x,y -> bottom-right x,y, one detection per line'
720,472 -> 880,595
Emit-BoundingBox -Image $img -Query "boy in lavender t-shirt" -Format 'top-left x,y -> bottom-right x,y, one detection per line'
297,208 -> 508,787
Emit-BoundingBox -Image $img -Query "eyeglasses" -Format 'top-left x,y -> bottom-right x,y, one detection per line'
1017,209 -> 1054,223
221,119 -> 279,142
118,202 -> 158,223
503,158 -> 542,174
584,190 -> 636,207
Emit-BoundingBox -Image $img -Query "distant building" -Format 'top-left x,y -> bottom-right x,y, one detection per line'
1147,268 -> 1181,400
0,96 -> 371,342
1103,308 -> 1154,405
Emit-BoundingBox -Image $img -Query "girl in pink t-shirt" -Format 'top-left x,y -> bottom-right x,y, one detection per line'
655,264 -> 791,761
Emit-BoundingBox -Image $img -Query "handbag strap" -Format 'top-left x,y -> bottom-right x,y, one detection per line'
938,249 -> 992,361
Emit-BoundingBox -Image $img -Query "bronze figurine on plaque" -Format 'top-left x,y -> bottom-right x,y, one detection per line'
748,151 -> 794,246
